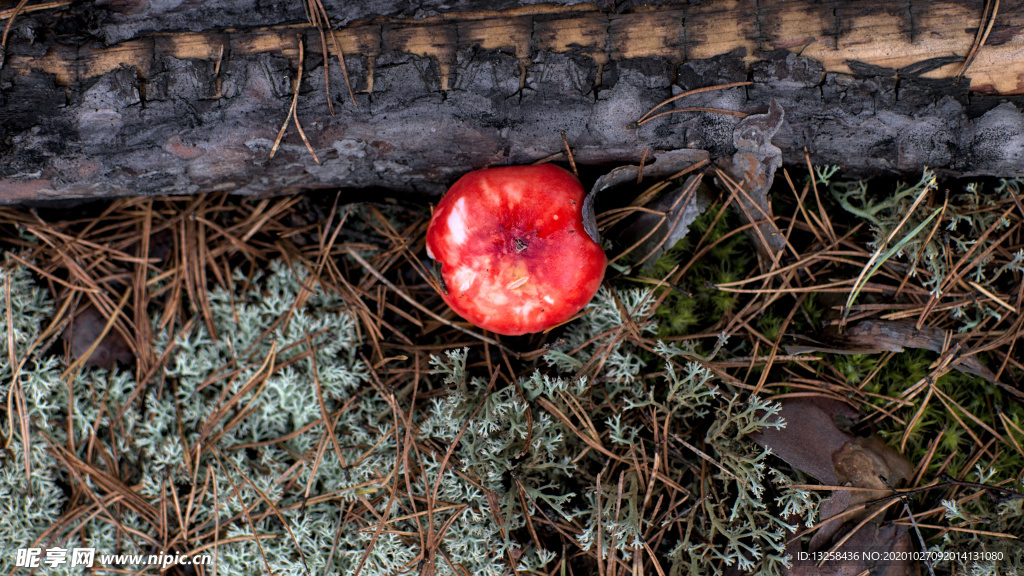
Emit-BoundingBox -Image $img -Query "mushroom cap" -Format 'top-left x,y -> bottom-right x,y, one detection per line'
426,164 -> 607,336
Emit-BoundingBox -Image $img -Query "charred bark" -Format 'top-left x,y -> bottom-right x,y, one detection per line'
2,0 -> 1024,204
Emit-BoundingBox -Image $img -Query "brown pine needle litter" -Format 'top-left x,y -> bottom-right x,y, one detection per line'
0,163 -> 1022,576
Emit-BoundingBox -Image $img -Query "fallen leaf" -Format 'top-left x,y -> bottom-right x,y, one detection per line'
63,305 -> 133,369
751,397 -> 857,549
809,489 -> 851,553
786,319 -> 1003,387
751,397 -> 914,559
833,435 -> 915,511
581,148 -> 708,244
616,174 -> 714,270
751,397 -> 857,485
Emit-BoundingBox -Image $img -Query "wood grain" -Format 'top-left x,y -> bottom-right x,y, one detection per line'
3,0 -> 1024,204
4,1 -> 1023,94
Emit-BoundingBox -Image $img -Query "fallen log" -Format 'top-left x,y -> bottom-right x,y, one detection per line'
2,0 -> 1023,204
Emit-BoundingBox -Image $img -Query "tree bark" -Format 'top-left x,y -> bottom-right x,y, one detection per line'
2,0 -> 1024,204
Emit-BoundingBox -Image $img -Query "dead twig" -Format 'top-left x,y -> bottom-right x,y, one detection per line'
270,35 -> 320,164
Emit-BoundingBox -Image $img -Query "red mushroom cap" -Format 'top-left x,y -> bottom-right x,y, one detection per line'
426,164 -> 607,336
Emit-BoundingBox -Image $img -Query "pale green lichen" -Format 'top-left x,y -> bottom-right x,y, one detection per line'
824,167 -> 1022,330
544,289 -> 810,574
2,257 -> 812,576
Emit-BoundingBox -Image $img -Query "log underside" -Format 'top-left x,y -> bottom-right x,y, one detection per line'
2,0 -> 1024,204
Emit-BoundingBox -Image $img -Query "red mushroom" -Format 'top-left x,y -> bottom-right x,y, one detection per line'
426,164 -> 607,336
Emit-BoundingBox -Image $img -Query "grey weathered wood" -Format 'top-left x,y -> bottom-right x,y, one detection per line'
2,1 -> 1024,205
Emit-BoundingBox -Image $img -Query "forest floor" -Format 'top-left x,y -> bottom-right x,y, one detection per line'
1,161 -> 1022,576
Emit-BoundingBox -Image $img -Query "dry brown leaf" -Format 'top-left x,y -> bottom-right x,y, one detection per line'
752,397 -> 914,560
583,148 -> 709,245
63,305 -> 133,368
833,435 -> 915,511
750,397 -> 857,485
616,175 -> 714,270
786,319 -> 998,382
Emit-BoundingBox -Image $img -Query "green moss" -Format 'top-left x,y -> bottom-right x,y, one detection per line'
652,204 -> 757,339
830,354 -> 879,386
836,346 -> 1024,496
